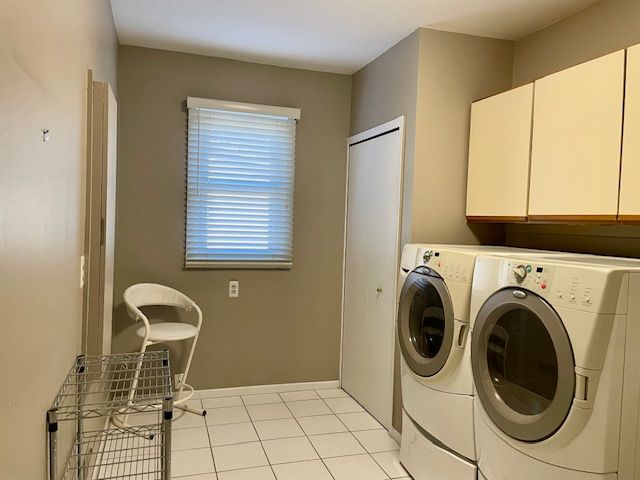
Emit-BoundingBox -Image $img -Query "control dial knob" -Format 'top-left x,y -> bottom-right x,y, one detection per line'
513,265 -> 527,283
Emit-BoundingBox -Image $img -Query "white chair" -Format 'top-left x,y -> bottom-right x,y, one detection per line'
123,283 -> 206,416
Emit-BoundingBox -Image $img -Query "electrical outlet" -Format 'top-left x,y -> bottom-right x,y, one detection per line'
229,280 -> 239,298
174,373 -> 184,389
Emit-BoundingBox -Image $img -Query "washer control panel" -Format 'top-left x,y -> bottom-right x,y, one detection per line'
420,249 -> 472,283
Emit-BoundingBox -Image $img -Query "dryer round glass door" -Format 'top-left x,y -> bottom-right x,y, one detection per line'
471,288 -> 575,442
397,267 -> 455,377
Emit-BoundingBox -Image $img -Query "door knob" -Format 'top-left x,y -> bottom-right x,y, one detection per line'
376,287 -> 383,293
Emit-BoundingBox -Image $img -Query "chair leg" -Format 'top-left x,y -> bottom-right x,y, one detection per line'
112,342 -> 150,430
174,334 -> 206,416
175,395 -> 206,416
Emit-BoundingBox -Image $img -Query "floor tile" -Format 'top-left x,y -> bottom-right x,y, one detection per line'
324,454 -> 389,480
178,399 -> 206,411
308,432 -> 366,458
121,411 -> 159,427
286,399 -> 332,417
316,388 -> 348,399
297,414 -> 347,435
174,410 -> 208,429
338,411 -> 383,431
253,418 -> 304,440
212,441 -> 269,471
272,459 -> 333,480
217,466 -> 275,480
242,393 -> 282,405
261,436 -> 319,464
206,406 -> 250,426
178,474 -> 218,480
178,474 -> 217,480
372,451 -> 409,478
172,448 -> 215,477
202,396 -> 243,409
324,397 -> 365,414
208,422 -> 259,447
173,426 -> 210,451
246,403 -> 292,421
353,430 -> 399,453
279,390 -> 319,402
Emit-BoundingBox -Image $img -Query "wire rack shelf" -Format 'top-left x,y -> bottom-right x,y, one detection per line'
47,352 -> 173,480
50,352 -> 172,421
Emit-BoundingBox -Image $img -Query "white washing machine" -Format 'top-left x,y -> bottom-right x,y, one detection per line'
469,254 -> 640,480
397,244 -> 560,480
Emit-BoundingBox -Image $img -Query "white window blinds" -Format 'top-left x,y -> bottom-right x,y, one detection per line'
186,97 -> 300,268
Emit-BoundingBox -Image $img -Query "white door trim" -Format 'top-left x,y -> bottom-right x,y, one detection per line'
339,116 -> 406,428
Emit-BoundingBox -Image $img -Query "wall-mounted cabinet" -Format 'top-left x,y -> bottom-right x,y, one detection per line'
620,44 -> 640,221
466,84 -> 534,222
528,50 -> 625,221
466,49 -> 628,224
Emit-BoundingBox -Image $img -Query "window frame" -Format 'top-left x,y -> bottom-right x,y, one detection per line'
184,96 -> 301,269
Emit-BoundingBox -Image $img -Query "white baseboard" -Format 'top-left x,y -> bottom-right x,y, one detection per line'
194,380 -> 340,399
389,426 -> 402,444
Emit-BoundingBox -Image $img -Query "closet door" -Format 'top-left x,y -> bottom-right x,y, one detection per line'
620,44 -> 640,221
342,118 -> 404,429
466,83 -> 534,222
528,50 -> 625,221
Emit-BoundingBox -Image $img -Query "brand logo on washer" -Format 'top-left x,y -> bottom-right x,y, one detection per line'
423,250 -> 434,264
512,290 -> 527,299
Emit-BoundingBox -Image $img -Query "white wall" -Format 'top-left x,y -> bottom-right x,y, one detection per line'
0,1 -> 118,478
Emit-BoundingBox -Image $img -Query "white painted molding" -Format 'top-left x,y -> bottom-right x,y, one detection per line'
194,380 -> 340,399
389,427 -> 402,445
187,96 -> 301,120
347,116 -> 405,146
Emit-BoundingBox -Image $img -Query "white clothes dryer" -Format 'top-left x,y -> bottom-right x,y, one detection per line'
470,254 -> 640,480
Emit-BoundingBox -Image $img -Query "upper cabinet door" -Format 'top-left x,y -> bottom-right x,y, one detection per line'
466,84 -> 534,221
620,44 -> 640,221
528,50 -> 625,221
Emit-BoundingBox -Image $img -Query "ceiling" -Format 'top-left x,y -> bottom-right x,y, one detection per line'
110,0 -> 600,74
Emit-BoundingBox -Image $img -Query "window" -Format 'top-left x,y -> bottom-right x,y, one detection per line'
185,97 -> 300,268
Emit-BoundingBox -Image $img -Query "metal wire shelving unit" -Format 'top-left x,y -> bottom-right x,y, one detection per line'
47,352 -> 173,480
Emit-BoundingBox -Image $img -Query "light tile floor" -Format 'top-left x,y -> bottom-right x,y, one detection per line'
170,388 -> 411,479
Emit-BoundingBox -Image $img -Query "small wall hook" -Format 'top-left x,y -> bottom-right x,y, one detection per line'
42,129 -> 50,142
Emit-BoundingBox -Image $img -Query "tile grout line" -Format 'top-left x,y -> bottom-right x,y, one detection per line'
200,397 -> 219,478
185,388 -> 396,479
246,404 -> 277,479
279,390 -> 339,480
319,391 -> 393,479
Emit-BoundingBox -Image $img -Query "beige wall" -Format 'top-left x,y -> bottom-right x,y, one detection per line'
507,0 -> 640,256
513,0 -> 640,87
112,46 -> 351,389
350,30 -> 421,247
351,27 -> 513,432
413,29 -> 512,246
0,0 -> 118,478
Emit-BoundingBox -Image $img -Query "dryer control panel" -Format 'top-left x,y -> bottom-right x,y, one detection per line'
493,258 -> 621,312
500,261 -> 556,297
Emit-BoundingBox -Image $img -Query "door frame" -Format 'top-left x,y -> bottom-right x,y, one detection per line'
339,116 -> 406,415
81,72 -> 118,356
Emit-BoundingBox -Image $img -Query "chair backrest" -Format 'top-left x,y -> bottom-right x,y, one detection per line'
123,283 -> 201,324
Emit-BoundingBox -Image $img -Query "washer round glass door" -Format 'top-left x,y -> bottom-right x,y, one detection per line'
398,267 -> 455,377
471,288 -> 575,442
